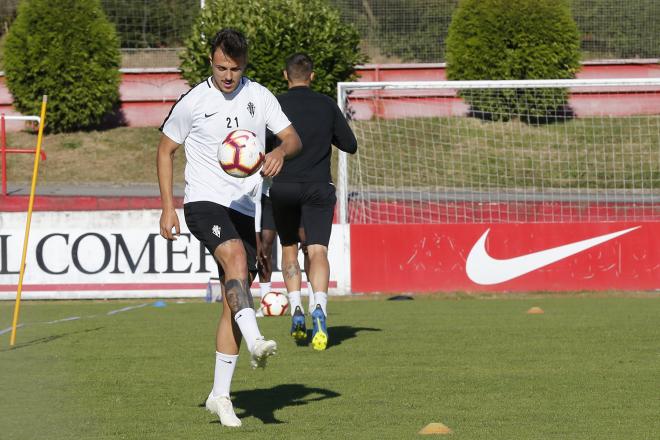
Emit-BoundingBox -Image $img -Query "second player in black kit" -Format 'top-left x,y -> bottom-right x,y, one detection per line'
269,53 -> 358,350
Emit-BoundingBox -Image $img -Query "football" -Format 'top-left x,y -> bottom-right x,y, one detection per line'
218,129 -> 265,178
260,291 -> 289,316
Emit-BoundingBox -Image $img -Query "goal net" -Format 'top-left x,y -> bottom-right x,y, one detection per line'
336,78 -> 660,224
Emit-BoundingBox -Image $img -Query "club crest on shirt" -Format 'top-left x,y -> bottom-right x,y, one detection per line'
247,102 -> 255,117
212,225 -> 221,238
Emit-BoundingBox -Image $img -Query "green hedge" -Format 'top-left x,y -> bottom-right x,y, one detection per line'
4,0 -> 121,132
445,0 -> 581,122
179,0 -> 366,98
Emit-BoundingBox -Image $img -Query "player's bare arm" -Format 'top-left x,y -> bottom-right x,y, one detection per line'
255,232 -> 266,270
258,243 -> 272,276
157,134 -> 181,240
261,125 -> 301,177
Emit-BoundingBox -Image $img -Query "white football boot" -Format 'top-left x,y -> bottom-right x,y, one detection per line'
205,394 -> 242,427
250,337 -> 277,369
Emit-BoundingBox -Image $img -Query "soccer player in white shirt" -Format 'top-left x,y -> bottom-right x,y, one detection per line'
157,29 -> 301,427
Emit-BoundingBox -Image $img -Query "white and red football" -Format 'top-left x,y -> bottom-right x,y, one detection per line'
218,129 -> 265,178
260,291 -> 289,316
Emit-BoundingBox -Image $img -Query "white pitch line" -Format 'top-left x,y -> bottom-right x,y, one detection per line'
45,316 -> 81,324
2,303 -> 153,338
0,324 -> 24,336
107,303 -> 148,315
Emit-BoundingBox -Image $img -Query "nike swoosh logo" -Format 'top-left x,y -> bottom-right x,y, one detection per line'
466,226 -> 640,285
219,359 -> 233,364
204,112 -> 218,118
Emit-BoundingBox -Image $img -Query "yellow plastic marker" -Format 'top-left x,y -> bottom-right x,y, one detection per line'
419,422 -> 453,435
526,306 -> 545,315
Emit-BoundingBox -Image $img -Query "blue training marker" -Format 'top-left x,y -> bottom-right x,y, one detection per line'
153,300 -> 167,308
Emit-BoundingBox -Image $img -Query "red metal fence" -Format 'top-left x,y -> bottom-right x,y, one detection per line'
1,62 -> 659,130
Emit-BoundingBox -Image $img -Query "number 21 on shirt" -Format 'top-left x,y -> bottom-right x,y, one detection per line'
226,117 -> 239,128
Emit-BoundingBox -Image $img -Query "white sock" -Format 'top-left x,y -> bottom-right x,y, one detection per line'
212,352 -> 238,398
306,282 -> 315,314
288,290 -> 302,315
259,282 -> 271,297
315,292 -> 328,316
234,308 -> 262,352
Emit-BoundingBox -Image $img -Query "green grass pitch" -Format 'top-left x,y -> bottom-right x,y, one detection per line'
1,294 -> 659,439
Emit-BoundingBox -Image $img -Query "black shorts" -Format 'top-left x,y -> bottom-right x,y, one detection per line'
184,201 -> 257,278
261,194 -> 277,231
269,181 -> 336,247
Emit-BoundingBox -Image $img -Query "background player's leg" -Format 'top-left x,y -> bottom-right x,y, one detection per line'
282,242 -> 306,341
302,185 -> 334,351
299,226 -> 315,314
306,244 -> 329,315
281,243 -> 302,311
258,228 -> 277,296
308,244 -> 329,350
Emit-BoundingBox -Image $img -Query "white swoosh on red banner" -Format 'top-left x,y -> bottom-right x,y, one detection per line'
466,226 -> 640,285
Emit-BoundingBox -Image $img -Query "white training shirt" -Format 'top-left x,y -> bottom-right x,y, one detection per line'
161,76 -> 291,217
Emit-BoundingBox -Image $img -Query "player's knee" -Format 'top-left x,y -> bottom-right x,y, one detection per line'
306,244 -> 328,260
227,255 -> 248,277
215,240 -> 247,274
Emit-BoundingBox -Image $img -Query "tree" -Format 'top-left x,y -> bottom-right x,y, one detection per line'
445,0 -> 581,122
4,0 -> 121,132
179,0 -> 367,98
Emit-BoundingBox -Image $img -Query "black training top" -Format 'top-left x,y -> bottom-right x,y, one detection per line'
270,86 -> 357,183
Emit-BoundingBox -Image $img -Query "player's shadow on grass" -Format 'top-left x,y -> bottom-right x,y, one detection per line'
1,327 -> 104,352
299,325 -> 381,349
226,383 -> 340,424
328,325 -> 381,348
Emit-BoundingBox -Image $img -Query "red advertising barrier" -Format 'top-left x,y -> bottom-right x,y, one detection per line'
350,222 -> 660,293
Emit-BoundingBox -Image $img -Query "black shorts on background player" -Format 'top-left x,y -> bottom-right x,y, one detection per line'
270,181 -> 335,247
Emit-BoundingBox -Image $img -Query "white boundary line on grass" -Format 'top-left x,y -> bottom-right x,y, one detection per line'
1,303 -> 152,337
0,324 -> 24,336
107,303 -> 149,315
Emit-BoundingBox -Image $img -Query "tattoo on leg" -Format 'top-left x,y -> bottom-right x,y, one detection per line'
284,262 -> 300,280
224,278 -> 254,313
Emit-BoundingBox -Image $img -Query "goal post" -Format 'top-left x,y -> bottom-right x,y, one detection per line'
336,78 -> 660,225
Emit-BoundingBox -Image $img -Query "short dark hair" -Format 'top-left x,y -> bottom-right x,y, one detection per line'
210,28 -> 248,60
285,53 -> 313,82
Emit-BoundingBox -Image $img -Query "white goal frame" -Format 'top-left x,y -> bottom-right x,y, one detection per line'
336,78 -> 660,225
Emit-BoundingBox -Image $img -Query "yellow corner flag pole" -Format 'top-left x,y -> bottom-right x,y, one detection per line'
10,95 -> 48,347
